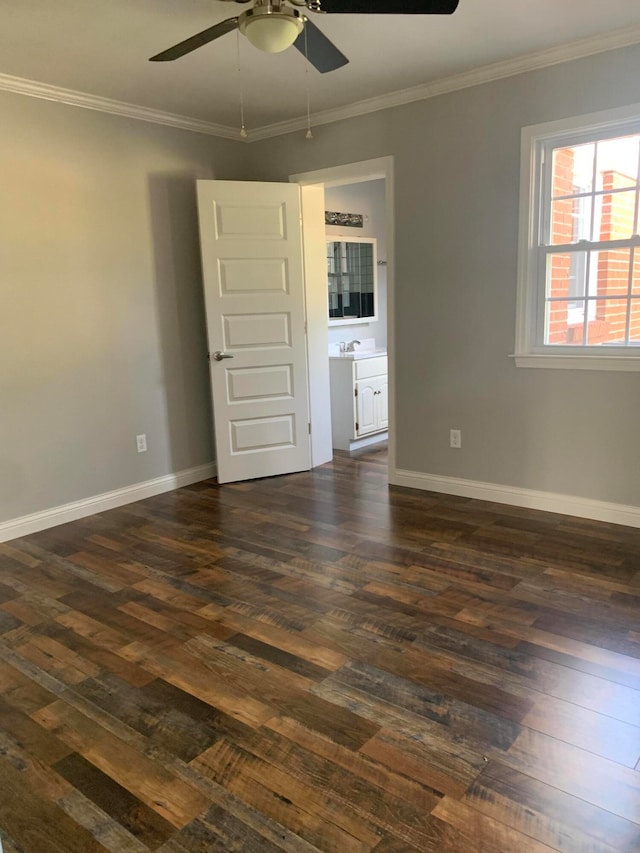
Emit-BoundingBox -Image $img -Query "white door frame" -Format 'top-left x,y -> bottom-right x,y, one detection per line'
291,156 -> 396,478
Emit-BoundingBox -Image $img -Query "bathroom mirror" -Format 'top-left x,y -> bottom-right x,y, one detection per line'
327,236 -> 377,325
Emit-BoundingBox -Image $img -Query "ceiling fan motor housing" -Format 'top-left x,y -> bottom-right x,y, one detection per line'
239,4 -> 305,53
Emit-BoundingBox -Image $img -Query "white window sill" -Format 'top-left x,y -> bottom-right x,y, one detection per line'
511,354 -> 640,371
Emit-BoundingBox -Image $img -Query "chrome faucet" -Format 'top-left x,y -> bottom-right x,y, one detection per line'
345,340 -> 361,352
339,341 -> 346,353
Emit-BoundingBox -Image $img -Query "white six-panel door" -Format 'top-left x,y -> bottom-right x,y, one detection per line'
196,181 -> 312,484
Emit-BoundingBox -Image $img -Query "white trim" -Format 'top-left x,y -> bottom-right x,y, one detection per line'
291,156 -> 396,479
291,157 -> 392,187
3,25 -> 640,142
249,24 -> 640,142
0,72 -> 238,139
512,354 -> 640,371
0,462 -> 216,544
390,468 -> 640,529
520,100 -> 640,143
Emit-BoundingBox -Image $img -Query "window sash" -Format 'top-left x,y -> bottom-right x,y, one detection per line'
532,128 -> 640,351
535,241 -> 640,348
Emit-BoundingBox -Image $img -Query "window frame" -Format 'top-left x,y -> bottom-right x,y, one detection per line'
514,102 -> 640,371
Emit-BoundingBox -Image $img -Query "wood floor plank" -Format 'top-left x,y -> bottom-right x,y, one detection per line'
32,700 -> 210,829
521,693 -> 640,766
432,796 -> 559,853
464,761 -> 640,853
76,670 -> 252,763
359,729 -> 481,799
329,660 -> 522,752
0,754 -> 105,853
54,752 -> 176,849
56,788 -> 151,853
117,640 -> 275,728
204,714 -> 442,848
193,738 -> 381,849
501,728 -> 640,824
211,608 -> 349,670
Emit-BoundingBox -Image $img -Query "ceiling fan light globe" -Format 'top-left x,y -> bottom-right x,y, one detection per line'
239,9 -> 304,54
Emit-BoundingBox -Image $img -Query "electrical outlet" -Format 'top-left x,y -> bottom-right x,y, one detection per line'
136,434 -> 147,453
450,429 -> 462,449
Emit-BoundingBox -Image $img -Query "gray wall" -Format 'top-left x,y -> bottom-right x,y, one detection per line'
4,41 -> 640,527
0,93 -> 244,523
325,180 -> 387,349
243,44 -> 640,507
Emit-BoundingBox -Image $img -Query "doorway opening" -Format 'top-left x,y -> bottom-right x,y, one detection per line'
291,157 -> 395,479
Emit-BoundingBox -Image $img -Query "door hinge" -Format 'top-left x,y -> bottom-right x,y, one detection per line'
308,422 -> 311,435
354,387 -> 358,397
355,422 -> 359,432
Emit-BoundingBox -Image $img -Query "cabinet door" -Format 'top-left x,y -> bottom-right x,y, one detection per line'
355,379 -> 377,436
376,377 -> 389,430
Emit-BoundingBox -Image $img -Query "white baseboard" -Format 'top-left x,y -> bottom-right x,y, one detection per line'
0,462 -> 217,544
390,468 -> 640,529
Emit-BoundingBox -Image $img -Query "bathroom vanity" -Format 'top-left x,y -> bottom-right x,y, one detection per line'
329,346 -> 388,451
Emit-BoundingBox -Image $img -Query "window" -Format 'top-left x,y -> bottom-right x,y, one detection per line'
515,104 -> 640,370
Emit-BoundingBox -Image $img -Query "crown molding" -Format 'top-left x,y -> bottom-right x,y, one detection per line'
2,23 -> 640,144
247,23 -> 640,142
0,72 -> 238,139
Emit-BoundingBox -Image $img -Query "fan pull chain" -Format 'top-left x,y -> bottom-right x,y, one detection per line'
303,23 -> 313,140
236,31 -> 247,139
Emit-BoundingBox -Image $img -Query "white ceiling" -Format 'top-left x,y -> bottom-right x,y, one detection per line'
3,1 -> 640,134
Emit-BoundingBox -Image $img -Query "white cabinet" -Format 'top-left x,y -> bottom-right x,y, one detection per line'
329,355 -> 388,451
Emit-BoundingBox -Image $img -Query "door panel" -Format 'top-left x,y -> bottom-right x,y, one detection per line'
219,258 -> 289,294
197,181 -> 311,484
226,365 -> 293,403
222,313 -> 291,349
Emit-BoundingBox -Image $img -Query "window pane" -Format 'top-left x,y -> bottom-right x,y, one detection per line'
545,299 -> 584,345
550,197 -> 592,245
585,299 -> 628,345
552,143 -> 594,196
630,299 -> 640,344
632,252 -> 640,295
592,248 -> 632,297
546,252 -> 586,300
595,135 -> 640,192
594,188 -> 638,241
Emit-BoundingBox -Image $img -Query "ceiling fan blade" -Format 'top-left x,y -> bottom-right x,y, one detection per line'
149,17 -> 239,61
312,0 -> 459,12
294,19 -> 349,74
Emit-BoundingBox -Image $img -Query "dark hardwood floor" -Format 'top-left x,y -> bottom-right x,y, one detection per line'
0,445 -> 639,852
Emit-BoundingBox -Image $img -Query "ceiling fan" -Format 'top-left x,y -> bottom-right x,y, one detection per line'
150,0 -> 459,74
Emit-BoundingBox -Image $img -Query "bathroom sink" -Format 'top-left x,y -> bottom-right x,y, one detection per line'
329,347 -> 387,360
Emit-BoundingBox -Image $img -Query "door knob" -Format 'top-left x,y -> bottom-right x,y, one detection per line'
211,351 -> 234,362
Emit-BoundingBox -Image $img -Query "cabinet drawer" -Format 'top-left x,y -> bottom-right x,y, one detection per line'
354,356 -> 387,380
